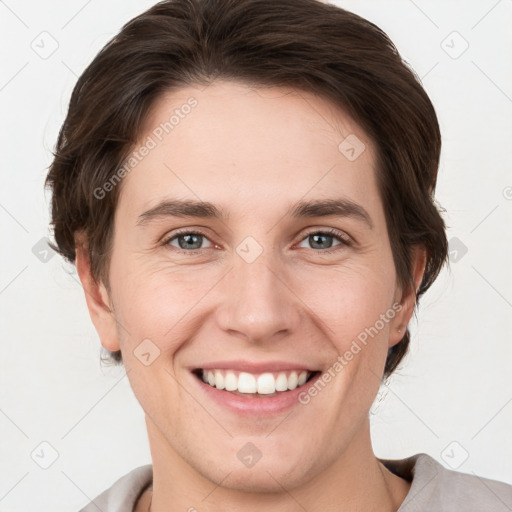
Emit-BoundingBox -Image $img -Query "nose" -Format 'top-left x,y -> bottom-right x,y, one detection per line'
215,248 -> 301,344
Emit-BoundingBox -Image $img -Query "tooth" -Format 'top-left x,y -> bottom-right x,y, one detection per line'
275,372 -> 288,391
202,369 -> 313,394
238,372 -> 257,393
224,371 -> 238,391
214,370 -> 225,389
257,373 -> 276,394
287,371 -> 298,390
298,371 -> 308,386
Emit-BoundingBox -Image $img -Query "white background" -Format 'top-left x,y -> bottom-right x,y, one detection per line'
1,1 -> 511,510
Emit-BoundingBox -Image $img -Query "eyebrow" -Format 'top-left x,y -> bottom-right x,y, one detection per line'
136,199 -> 229,226
136,198 -> 373,229
288,198 -> 373,229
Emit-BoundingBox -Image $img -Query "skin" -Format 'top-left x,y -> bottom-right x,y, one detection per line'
76,80 -> 426,512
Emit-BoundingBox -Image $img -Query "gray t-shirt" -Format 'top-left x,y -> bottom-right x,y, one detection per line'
78,453 -> 512,511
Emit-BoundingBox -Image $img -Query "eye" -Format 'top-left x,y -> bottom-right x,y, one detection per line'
161,227 -> 351,255
297,228 -> 351,252
163,230 -> 214,252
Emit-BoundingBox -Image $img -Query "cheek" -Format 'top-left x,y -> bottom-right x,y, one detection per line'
109,253 -> 222,352
293,259 -> 396,340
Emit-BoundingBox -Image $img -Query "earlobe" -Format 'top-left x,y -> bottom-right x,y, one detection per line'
74,235 -> 121,352
388,246 -> 427,348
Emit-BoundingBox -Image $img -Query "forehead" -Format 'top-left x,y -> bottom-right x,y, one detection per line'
117,80 -> 379,220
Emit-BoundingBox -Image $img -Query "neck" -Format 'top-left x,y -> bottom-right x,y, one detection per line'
142,417 -> 410,512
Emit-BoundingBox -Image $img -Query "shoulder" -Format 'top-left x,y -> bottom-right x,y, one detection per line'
380,453 -> 512,511
77,464 -> 153,512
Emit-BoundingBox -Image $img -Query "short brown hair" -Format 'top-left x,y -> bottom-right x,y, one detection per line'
45,0 -> 448,377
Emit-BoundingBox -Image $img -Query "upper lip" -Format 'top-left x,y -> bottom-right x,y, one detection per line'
192,359 -> 318,373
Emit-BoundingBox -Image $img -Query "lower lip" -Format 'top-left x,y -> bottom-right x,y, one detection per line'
193,372 -> 321,416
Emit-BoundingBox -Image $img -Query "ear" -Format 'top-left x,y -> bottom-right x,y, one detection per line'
388,245 -> 427,348
74,233 -> 121,352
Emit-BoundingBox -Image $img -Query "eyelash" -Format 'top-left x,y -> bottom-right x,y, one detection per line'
160,228 -> 352,255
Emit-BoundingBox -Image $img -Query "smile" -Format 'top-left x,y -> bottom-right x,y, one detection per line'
193,368 -> 319,397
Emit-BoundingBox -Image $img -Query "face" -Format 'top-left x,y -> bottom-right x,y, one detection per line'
81,80 -> 419,492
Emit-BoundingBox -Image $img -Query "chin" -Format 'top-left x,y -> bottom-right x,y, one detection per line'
217,461 -> 310,494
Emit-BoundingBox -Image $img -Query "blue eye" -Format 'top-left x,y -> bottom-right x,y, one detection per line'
164,231 -> 213,252
161,228 -> 351,254
297,229 -> 350,252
